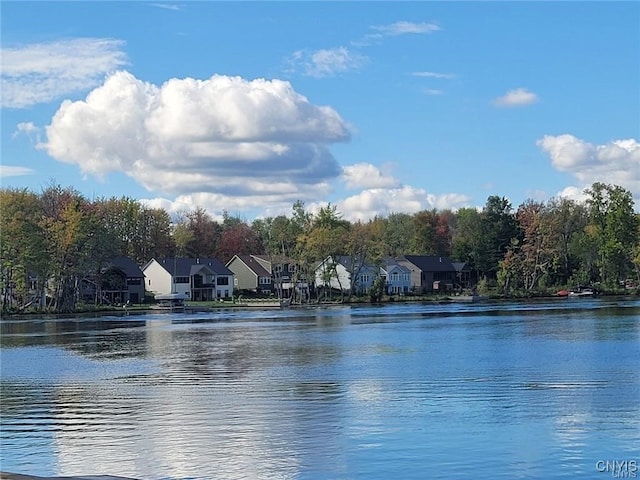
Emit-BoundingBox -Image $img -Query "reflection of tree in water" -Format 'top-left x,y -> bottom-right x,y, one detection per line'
0,317 -> 147,358
167,327 -> 341,384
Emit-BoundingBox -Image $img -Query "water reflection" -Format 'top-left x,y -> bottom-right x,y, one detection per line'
1,299 -> 639,479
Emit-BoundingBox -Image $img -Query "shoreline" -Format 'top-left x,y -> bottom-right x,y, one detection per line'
2,292 -> 637,320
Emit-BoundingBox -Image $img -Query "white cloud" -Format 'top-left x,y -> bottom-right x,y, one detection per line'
341,163 -> 400,189
493,88 -> 539,107
538,134 -> 640,201
287,47 -> 367,78
555,186 -> 590,204
371,21 -> 441,36
39,70 -> 350,202
412,71 -> 455,79
1,38 -> 128,108
13,122 -> 40,138
0,165 -> 35,178
150,3 -> 180,10
337,186 -> 470,222
424,89 -> 444,96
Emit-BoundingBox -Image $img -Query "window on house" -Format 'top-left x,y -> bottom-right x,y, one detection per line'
174,276 -> 189,284
259,277 -> 272,285
217,276 -> 229,285
360,274 -> 370,283
274,264 -> 283,274
127,278 -> 141,285
391,273 -> 399,282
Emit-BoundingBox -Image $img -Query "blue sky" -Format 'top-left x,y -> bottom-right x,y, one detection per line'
2,1 -> 639,221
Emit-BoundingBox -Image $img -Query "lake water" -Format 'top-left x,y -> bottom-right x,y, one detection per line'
1,298 -> 639,479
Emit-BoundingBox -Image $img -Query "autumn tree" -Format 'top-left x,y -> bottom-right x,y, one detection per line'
217,221 -> 263,263
411,209 -> 452,256
40,185 -> 104,312
185,207 -> 222,258
0,189 -> 48,312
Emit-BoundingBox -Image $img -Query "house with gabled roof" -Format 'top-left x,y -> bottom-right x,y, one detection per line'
380,257 -> 412,295
226,254 -> 308,298
226,254 -> 274,294
314,255 -> 379,295
142,257 -> 234,301
397,255 -> 461,293
79,256 -> 146,305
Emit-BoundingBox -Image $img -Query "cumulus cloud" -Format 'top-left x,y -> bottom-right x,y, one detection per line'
0,165 -> 35,178
287,47 -> 367,78
1,38 -> 127,108
493,88 -> 538,107
371,21 -> 441,36
337,186 -> 470,222
538,134 -> 640,201
341,163 -> 400,189
39,70 -> 350,201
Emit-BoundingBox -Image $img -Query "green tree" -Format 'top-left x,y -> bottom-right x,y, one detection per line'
383,212 -> 413,256
585,183 -> 638,285
451,207 -> 482,271
477,196 -> 519,279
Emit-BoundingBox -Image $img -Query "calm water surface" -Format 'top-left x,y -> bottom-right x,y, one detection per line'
1,299 -> 639,479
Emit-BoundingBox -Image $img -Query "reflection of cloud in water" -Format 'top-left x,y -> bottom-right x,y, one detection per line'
51,381 -> 302,479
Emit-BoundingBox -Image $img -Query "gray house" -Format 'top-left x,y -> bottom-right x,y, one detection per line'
226,254 -> 308,298
226,254 -> 274,294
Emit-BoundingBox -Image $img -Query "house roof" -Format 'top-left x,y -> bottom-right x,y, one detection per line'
452,262 -> 470,273
230,255 -> 271,277
319,255 -> 378,272
381,257 -> 411,274
105,256 -> 144,277
401,255 -> 457,272
153,257 -> 234,276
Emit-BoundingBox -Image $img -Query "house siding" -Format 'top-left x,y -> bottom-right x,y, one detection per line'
142,260 -> 173,296
226,256 -> 260,291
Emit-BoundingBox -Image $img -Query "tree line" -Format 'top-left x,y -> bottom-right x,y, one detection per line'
1,182 -> 638,313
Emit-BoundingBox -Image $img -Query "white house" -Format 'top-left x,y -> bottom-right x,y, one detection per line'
314,256 -> 379,294
142,257 -> 235,301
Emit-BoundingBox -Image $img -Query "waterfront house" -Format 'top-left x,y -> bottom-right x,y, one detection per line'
226,254 -> 308,299
397,255 -> 461,293
142,257 -> 234,301
380,257 -> 412,295
314,255 -> 379,295
78,256 -> 145,305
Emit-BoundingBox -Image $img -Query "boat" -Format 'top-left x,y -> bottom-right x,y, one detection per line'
568,286 -> 595,297
448,289 -> 482,303
154,292 -> 187,310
